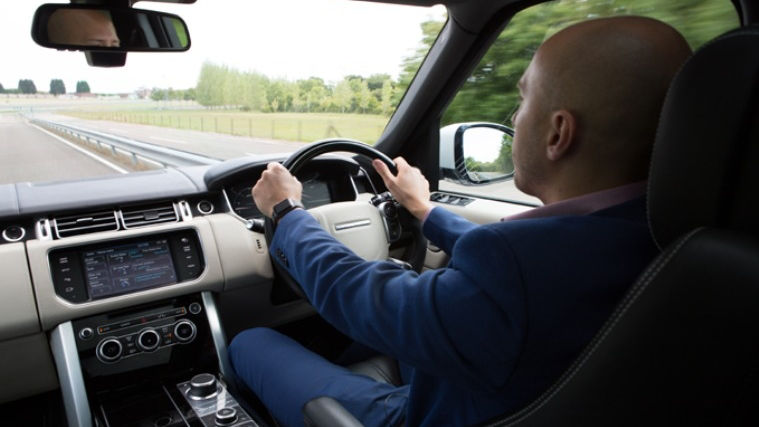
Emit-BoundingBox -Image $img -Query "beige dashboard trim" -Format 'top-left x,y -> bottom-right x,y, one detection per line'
27,219 -> 224,330
431,198 -> 532,225
0,333 -> 58,404
205,214 -> 273,290
0,243 -> 40,340
422,201 -> 534,269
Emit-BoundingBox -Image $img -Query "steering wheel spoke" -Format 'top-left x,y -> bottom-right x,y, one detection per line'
308,201 -> 389,261
265,139 -> 425,300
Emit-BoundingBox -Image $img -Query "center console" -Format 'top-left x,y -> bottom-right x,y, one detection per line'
51,292 -> 264,427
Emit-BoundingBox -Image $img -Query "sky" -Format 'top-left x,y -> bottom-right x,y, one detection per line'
0,0 -> 446,94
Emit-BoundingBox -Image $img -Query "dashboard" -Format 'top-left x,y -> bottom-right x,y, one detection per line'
0,153 -> 377,327
226,176 -> 336,220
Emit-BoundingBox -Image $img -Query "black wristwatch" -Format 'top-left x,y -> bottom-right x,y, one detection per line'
272,198 -> 304,225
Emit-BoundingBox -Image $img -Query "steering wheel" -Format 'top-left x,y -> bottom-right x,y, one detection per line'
264,138 -> 427,300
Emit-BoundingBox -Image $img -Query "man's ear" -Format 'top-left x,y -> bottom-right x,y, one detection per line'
546,110 -> 576,161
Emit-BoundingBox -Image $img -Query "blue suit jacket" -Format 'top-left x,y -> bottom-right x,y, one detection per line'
270,196 -> 657,426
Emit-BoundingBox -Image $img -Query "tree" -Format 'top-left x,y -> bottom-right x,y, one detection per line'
332,79 -> 353,113
366,74 -> 391,92
352,79 -> 375,113
183,88 -> 196,101
150,88 -> 167,101
380,79 -> 395,116
0,82 -> 4,94
18,79 -> 37,94
395,19 -> 444,104
438,0 -> 738,126
76,81 -> 91,93
49,79 -> 66,96
196,62 -> 225,106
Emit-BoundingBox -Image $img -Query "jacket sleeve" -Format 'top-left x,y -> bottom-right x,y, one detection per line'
422,207 -> 479,255
270,209 -> 527,392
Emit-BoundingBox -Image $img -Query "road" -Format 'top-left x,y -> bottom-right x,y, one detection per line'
0,113 -> 124,185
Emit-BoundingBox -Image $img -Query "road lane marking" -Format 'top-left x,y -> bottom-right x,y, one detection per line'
31,124 -> 129,174
150,136 -> 188,144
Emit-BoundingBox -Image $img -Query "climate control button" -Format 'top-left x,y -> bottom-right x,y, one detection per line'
137,329 -> 161,352
96,338 -> 123,363
173,320 -> 197,343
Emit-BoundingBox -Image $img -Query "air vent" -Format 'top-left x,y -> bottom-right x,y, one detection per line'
53,211 -> 119,238
121,203 -> 179,229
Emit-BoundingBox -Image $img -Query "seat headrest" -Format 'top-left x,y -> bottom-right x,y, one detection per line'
648,25 -> 759,248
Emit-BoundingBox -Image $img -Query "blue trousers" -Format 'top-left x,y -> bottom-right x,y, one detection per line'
228,328 -> 408,427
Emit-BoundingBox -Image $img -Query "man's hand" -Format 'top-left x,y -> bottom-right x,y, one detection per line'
252,162 -> 303,218
373,157 -> 433,221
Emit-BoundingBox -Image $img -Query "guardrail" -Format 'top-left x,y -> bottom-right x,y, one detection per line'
31,118 -> 221,168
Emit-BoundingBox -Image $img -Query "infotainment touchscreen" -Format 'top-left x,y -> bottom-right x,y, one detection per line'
83,238 -> 177,299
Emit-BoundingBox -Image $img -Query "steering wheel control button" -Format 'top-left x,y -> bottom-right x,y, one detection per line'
188,373 -> 219,400
377,200 -> 402,242
215,407 -> 238,426
137,329 -> 161,352
96,338 -> 123,363
173,320 -> 197,343
189,302 -> 202,314
78,327 -> 94,341
383,203 -> 398,218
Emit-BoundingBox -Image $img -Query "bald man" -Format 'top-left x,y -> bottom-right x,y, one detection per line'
47,9 -> 120,48
229,16 -> 692,427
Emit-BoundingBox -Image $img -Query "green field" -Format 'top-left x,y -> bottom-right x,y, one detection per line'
64,110 -> 389,144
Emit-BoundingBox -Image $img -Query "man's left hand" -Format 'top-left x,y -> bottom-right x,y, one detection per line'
252,162 -> 303,218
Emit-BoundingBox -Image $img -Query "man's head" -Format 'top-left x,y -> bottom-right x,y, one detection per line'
511,16 -> 692,203
47,9 -> 120,48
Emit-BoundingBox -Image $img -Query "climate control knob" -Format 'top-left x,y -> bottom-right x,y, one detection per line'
137,328 -> 161,352
173,320 -> 197,343
96,338 -> 123,363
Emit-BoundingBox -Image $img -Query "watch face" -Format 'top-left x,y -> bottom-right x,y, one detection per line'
274,198 -> 302,224
274,198 -> 295,215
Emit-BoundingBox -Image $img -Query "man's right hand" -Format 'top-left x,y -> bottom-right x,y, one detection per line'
373,157 -> 433,221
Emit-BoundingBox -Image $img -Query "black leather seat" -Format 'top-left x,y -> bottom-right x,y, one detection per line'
348,354 -> 403,387
304,24 -> 759,427
303,356 -> 401,427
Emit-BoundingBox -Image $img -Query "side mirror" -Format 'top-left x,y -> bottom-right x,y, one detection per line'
440,122 -> 515,185
31,4 -> 191,52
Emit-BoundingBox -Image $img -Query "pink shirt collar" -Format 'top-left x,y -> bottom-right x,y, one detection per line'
502,181 -> 647,221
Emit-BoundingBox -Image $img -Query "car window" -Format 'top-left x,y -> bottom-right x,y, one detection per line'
438,0 -> 738,206
0,1 -> 445,185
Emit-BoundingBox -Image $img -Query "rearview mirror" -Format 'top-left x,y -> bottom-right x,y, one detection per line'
32,4 -> 190,52
440,122 -> 515,185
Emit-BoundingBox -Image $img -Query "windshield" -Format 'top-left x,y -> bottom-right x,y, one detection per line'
0,0 -> 445,185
